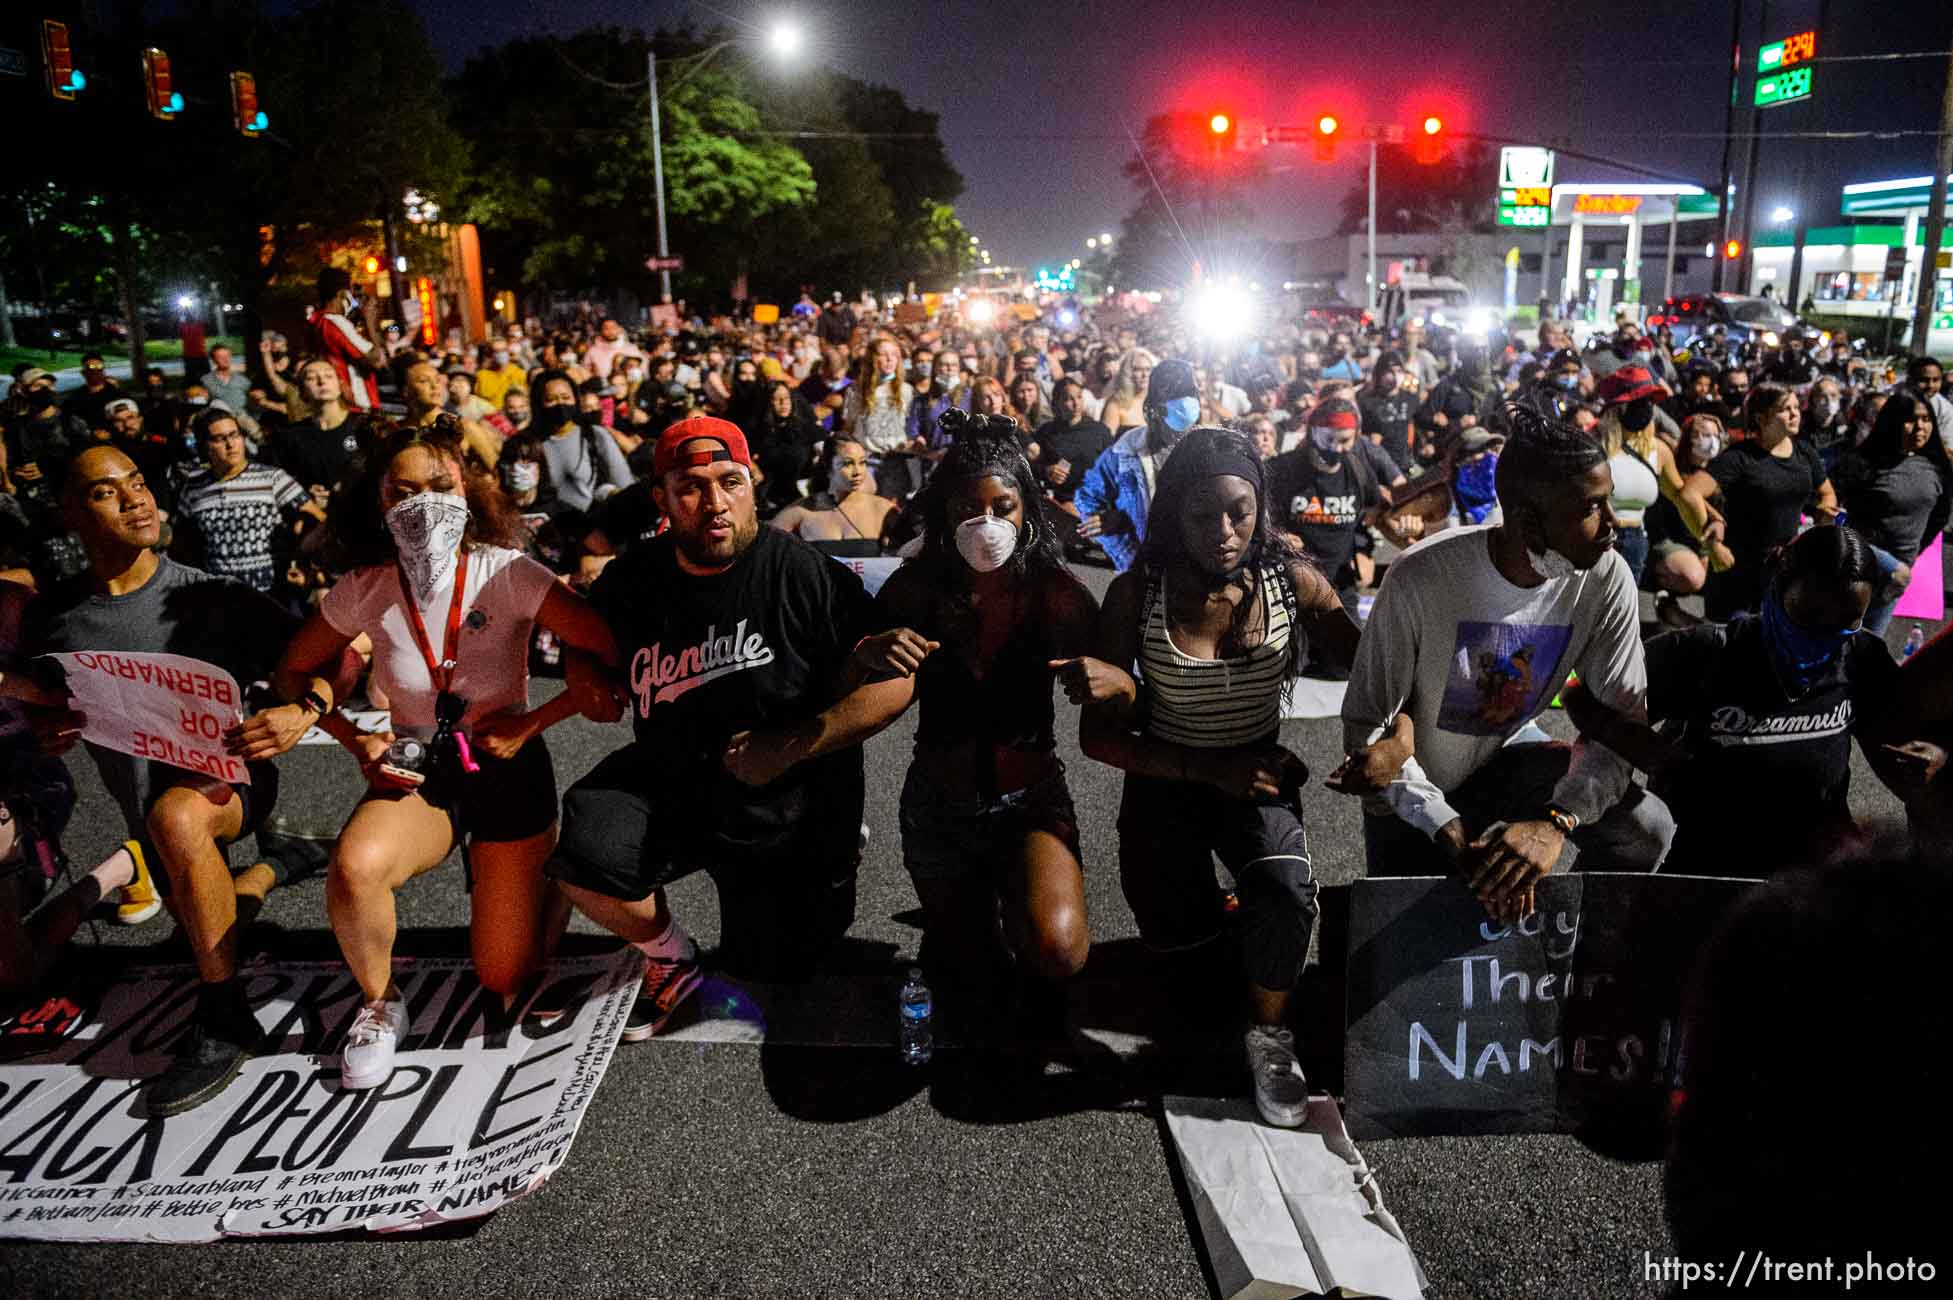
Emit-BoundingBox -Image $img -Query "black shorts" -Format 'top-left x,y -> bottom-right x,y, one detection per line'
361,738 -> 558,846
545,743 -> 861,902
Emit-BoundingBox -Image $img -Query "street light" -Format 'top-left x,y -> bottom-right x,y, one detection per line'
1770,206 -> 1795,224
1100,232 -> 1113,244
1087,238 -> 1097,250
647,19 -> 802,303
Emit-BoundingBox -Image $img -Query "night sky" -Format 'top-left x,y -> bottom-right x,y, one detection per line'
419,0 -> 1945,270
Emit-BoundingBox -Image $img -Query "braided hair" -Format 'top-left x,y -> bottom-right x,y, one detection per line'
1493,399 -> 1607,525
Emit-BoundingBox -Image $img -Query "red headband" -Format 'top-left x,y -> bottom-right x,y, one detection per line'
1310,406 -> 1360,431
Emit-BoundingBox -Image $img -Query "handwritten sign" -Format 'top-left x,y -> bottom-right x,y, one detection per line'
48,652 -> 251,785
0,951 -> 638,1242
1343,874 -> 1752,1142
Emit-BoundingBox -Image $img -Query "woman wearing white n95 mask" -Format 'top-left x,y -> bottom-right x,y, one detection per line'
271,417 -> 622,1091
846,424 -> 1102,1041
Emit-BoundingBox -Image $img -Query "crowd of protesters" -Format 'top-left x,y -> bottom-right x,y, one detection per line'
1,265 -> 1949,1138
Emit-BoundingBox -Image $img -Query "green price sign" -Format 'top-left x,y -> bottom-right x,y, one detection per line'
1497,205 -> 1550,229
1755,65 -> 1813,107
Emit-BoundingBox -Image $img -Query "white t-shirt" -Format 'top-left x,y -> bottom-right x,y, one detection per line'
321,545 -> 555,733
1341,525 -> 1645,838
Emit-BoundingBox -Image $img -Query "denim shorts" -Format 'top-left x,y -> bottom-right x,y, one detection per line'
898,761 -> 1081,882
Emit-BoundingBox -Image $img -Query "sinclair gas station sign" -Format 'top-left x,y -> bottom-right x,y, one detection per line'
1754,30 -> 1815,107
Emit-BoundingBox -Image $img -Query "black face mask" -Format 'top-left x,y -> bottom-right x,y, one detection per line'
541,402 -> 578,430
1622,397 -> 1655,430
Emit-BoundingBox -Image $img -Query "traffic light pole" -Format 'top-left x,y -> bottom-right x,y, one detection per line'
648,48 -> 673,306
1909,32 -> 1953,353
1367,141 -> 1378,318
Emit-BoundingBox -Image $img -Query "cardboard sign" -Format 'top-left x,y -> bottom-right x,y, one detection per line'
0,951 -> 638,1242
892,303 -> 927,325
1343,874 -> 1752,1141
1893,534 -> 1944,621
751,304 -> 781,325
1165,1095 -> 1425,1299
48,652 -> 251,785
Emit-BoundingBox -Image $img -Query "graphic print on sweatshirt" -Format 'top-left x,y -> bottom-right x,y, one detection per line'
630,620 -> 777,712
1437,620 -> 1572,736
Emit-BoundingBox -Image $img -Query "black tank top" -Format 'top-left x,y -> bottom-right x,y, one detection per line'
912,577 -> 1056,755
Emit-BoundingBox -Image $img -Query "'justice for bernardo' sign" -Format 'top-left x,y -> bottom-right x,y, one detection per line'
0,951 -> 638,1242
1342,874 -> 1752,1141
46,651 -> 252,785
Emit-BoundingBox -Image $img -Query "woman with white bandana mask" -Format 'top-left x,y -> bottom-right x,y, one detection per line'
272,418 -> 623,1091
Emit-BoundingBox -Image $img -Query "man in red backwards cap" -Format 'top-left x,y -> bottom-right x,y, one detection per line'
546,417 -> 907,1037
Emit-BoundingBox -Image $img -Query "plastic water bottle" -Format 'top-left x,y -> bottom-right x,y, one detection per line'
1903,626 -> 1926,660
899,967 -> 932,1066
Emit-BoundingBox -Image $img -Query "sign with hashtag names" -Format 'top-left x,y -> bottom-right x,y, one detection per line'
0,950 -> 639,1242
1343,874 -> 1752,1142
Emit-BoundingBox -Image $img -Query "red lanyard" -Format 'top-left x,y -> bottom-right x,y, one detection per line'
397,549 -> 471,695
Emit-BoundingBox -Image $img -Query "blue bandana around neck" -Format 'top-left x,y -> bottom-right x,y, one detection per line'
1759,584 -> 1855,695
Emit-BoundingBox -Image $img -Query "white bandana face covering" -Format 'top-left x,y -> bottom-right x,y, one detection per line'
387,492 -> 471,602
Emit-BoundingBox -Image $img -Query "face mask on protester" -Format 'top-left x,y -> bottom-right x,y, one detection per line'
1310,426 -> 1347,457
914,361 -> 932,379
387,491 -> 471,604
1161,395 -> 1200,433
1692,429 -> 1725,463
954,513 -> 1018,573
493,351 -> 509,366
1452,452 -> 1500,524
1621,397 -> 1655,430
542,402 -> 578,431
1760,583 -> 1855,694
1553,373 -> 1580,393
1811,394 -> 1840,426
560,350 -> 578,367
502,461 -> 540,495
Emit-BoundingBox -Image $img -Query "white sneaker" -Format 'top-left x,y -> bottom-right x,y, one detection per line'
341,992 -> 409,1090
1246,1025 -> 1311,1128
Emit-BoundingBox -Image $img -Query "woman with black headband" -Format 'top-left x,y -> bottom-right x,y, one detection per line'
1069,427 -> 1373,1127
850,416 -> 1099,1039
272,418 -> 620,1092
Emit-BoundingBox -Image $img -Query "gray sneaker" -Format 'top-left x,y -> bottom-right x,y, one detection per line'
1246,1025 -> 1310,1128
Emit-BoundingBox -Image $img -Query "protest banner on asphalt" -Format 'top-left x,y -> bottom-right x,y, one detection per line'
45,651 -> 251,785
1342,874 -> 1752,1141
0,950 -> 639,1242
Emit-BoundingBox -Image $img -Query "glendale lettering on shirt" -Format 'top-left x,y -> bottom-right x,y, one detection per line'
629,620 -> 777,710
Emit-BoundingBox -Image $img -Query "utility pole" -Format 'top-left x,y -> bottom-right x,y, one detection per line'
1367,140 -> 1378,318
648,47 -> 673,305
1714,0 -> 1743,293
1910,32 -> 1953,354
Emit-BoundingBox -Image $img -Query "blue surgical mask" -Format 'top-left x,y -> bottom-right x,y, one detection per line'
1162,396 -> 1200,432
1452,452 -> 1499,523
1553,374 -> 1580,392
1759,584 -> 1855,695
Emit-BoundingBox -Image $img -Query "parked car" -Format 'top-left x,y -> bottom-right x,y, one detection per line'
1646,292 -> 1804,349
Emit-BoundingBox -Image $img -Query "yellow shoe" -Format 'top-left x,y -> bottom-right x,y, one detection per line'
113,842 -> 162,926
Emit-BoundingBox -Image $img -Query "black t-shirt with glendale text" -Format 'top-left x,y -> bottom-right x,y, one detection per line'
1646,614 -> 1899,873
589,525 -> 874,853
1267,448 -> 1379,589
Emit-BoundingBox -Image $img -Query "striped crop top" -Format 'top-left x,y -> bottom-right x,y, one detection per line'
1139,565 -> 1296,748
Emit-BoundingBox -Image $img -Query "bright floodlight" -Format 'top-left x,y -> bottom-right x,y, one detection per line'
1100,231 -> 1113,243
175,294 -> 195,310
1087,237 -> 1098,250
768,20 -> 803,60
1190,283 -> 1251,341
967,297 -> 996,325
1770,206 -> 1795,224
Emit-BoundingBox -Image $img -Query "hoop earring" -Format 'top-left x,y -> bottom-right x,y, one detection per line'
1023,519 -> 1037,550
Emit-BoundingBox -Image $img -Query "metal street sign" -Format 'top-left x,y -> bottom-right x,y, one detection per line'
1498,147 -> 1554,189
0,46 -> 26,76
1755,65 -> 1813,108
1757,30 -> 1815,73
645,255 -> 684,272
1884,247 -> 1908,283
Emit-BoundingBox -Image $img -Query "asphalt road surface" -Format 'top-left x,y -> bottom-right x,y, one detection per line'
2,562 -> 1935,1299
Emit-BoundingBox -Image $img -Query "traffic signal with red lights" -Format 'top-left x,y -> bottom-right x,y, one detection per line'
41,20 -> 84,101
141,48 -> 182,120
1314,113 -> 1340,161
1206,110 -> 1237,155
361,256 -> 382,276
1723,240 -> 1743,260
231,72 -> 267,137
1414,114 -> 1445,164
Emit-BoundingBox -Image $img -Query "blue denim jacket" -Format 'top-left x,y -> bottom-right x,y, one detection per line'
1072,426 -> 1156,572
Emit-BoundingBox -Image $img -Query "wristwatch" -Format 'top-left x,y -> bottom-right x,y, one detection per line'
1541,805 -> 1580,835
298,689 -> 332,718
